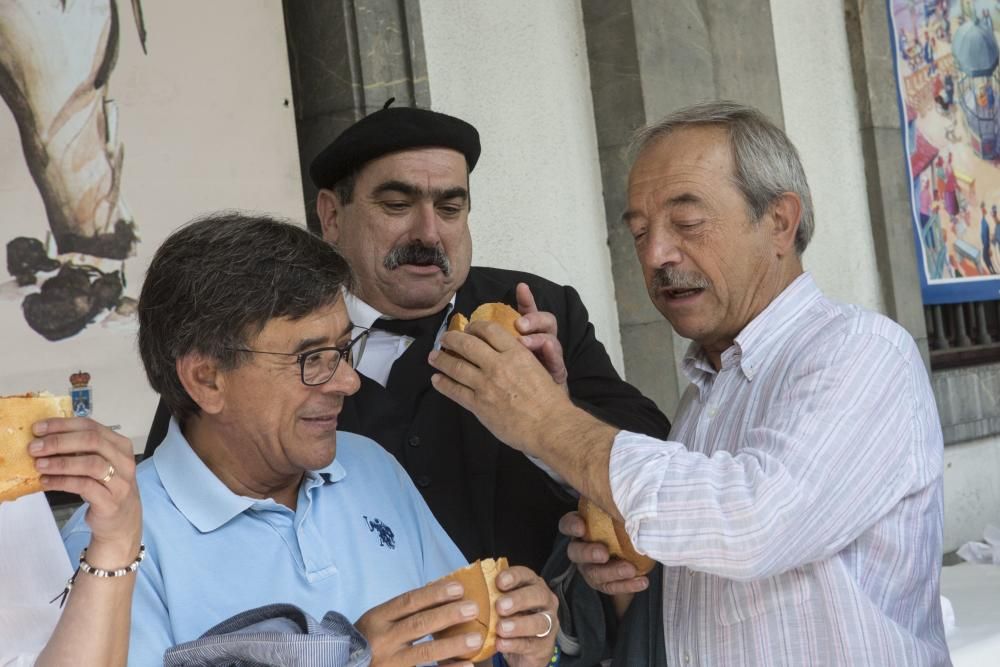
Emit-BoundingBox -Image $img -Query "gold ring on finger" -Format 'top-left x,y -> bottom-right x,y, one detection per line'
100,463 -> 116,485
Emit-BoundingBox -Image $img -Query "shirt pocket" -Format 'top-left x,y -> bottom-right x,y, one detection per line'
715,569 -> 813,627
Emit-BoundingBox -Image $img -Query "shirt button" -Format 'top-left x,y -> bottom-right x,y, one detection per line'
408,435 -> 421,448
416,475 -> 431,488
683,653 -> 690,664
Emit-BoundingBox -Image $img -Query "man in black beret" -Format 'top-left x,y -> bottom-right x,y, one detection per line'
308,101 -> 672,578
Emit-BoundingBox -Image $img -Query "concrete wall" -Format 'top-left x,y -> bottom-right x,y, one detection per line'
943,436 -> 1000,552
418,1 -> 624,371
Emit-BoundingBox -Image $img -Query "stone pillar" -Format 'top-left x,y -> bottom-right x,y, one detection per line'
581,0 -> 784,416
282,0 -> 429,231
843,0 -> 931,366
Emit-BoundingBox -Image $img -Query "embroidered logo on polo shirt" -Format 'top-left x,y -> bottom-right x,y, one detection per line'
363,515 -> 396,550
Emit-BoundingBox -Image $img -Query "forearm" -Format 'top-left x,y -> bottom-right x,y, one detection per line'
37,539 -> 140,667
534,401 -> 622,521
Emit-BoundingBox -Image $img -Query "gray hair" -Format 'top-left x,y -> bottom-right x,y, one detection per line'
631,100 -> 814,254
138,211 -> 355,425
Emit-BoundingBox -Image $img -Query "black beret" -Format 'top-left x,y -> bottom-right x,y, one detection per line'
309,105 -> 481,189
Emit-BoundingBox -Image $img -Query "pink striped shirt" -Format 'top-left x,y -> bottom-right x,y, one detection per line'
610,273 -> 950,666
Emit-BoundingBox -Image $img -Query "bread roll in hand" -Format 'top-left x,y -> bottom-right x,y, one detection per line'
578,497 -> 655,575
431,557 -> 509,661
448,302 -> 521,338
0,394 -> 72,501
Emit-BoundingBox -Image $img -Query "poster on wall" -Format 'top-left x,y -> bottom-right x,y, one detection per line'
0,0 -> 304,448
890,0 -> 1000,304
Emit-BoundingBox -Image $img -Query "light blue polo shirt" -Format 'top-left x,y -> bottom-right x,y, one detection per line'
61,419 -> 467,666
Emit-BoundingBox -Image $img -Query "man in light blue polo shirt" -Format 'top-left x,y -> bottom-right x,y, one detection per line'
62,213 -> 559,666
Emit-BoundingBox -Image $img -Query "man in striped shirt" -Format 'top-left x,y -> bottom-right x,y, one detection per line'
430,101 -> 951,665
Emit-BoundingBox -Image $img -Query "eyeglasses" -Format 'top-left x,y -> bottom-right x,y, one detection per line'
227,328 -> 370,387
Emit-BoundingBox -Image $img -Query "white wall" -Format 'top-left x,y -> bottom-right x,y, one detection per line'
419,1 -> 624,371
770,0 -> 886,314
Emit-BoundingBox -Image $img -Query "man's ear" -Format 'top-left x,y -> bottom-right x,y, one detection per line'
176,354 -> 226,416
769,192 -> 802,257
316,189 -> 342,244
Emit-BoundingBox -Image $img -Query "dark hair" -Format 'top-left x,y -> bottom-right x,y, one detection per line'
631,100 -> 815,254
138,211 -> 354,424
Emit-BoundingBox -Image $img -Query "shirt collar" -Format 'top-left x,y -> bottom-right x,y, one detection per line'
682,272 -> 821,383
344,290 -> 457,330
344,291 -> 384,330
153,418 -> 347,533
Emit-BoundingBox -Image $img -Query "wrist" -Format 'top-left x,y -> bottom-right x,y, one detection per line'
538,404 -> 617,497
84,535 -> 143,569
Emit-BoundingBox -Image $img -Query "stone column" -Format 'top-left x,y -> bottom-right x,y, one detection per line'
581,0 -> 784,416
282,0 -> 429,231
843,0 -> 931,366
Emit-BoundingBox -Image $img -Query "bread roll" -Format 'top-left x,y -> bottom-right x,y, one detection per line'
0,394 -> 72,502
432,557 -> 509,661
578,497 -> 655,575
448,302 -> 521,338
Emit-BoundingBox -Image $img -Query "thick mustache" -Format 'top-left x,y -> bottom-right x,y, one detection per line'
383,242 -> 451,276
651,267 -> 710,291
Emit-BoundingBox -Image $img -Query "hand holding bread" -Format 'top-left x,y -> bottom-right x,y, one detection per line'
433,558 -> 558,667
355,574 -> 489,667
430,301 -> 578,458
446,283 -> 569,391
0,395 -> 142,566
577,497 -> 655,575
488,562 -> 559,667
357,557 -> 558,667
559,504 -> 655,618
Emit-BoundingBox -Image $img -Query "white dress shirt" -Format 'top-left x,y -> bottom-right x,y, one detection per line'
344,291 -> 454,387
0,492 -> 72,666
610,273 -> 950,666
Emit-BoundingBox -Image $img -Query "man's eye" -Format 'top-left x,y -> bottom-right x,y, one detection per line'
439,206 -> 462,216
382,201 -> 410,212
675,219 -> 704,229
303,353 -> 324,368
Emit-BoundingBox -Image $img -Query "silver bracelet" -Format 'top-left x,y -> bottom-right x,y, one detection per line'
51,544 -> 146,608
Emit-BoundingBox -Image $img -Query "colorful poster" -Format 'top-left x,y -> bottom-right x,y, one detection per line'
0,1 -> 304,448
890,0 -> 1000,304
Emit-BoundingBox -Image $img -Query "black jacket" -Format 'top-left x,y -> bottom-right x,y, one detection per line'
544,535 -> 667,666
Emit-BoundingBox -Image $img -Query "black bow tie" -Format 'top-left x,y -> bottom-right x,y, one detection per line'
371,307 -> 450,339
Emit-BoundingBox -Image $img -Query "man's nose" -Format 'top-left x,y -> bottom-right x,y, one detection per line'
641,225 -> 683,269
321,358 -> 361,397
410,201 -> 442,245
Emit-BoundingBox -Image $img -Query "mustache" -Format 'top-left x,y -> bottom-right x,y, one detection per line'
651,267 -> 710,291
383,242 -> 452,276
